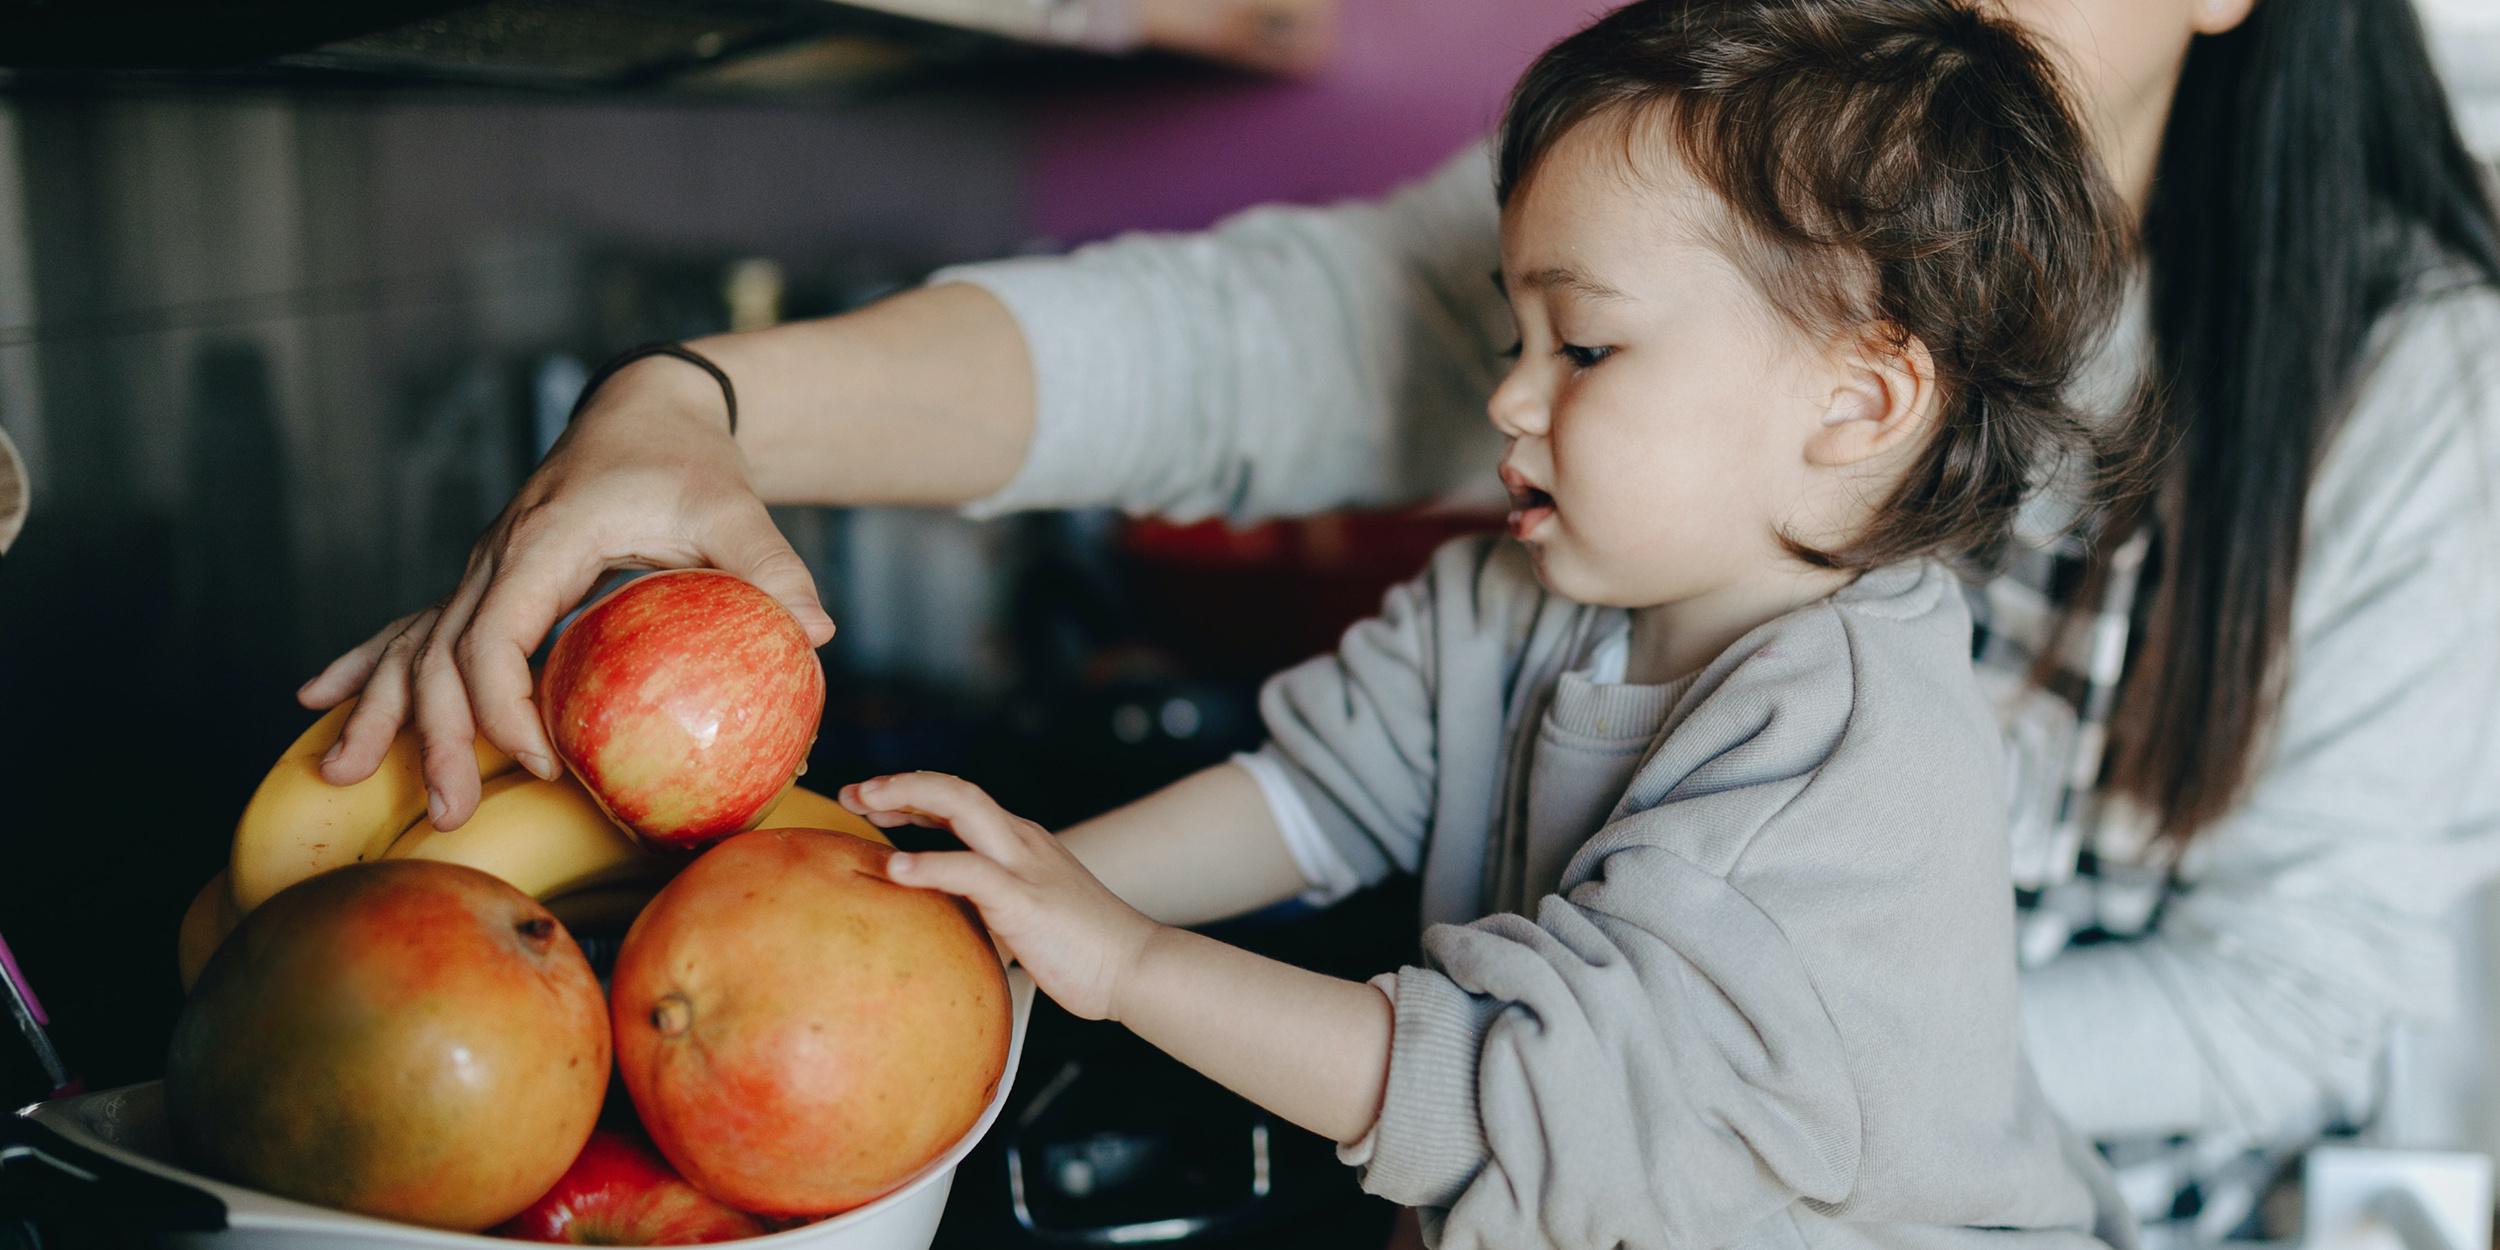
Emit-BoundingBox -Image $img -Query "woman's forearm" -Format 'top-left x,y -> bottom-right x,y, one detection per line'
693,281 -> 1035,507
1112,926 -> 1393,1144
1058,762 -> 1312,927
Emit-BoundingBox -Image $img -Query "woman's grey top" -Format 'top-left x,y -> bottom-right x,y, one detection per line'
932,143 -> 2500,1196
1250,540 -> 2128,1250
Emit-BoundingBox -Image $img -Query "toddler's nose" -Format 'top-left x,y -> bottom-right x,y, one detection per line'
1487,368 -> 1550,438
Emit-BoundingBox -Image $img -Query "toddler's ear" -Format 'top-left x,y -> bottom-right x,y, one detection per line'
1805,329 -> 1939,470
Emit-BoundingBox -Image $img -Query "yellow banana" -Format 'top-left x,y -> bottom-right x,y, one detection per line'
531,787 -> 881,938
227,701 -> 519,914
177,869 -> 242,992
757,784 -> 891,846
385,772 -> 671,899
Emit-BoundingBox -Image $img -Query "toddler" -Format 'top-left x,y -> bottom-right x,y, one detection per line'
842,1 -> 2138,1247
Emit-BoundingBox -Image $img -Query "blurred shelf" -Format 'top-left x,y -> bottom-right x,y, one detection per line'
0,0 -> 1114,96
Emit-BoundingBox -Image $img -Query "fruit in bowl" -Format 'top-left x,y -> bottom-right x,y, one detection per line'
611,828 -> 1011,1215
496,1128 -> 769,1245
540,569 -> 825,853
165,859 -> 609,1230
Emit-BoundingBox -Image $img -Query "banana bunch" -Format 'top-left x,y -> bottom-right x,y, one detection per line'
227,701 -> 519,913
180,702 -> 885,990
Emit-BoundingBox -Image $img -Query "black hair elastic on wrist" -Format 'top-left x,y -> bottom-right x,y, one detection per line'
568,342 -> 738,436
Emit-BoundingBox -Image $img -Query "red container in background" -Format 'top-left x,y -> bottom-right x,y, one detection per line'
1120,509 -> 1500,680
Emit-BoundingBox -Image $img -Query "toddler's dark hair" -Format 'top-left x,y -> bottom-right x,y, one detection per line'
1498,0 -> 2136,571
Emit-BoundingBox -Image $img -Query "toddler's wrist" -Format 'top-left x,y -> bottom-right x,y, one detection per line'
1101,916 -> 1173,1026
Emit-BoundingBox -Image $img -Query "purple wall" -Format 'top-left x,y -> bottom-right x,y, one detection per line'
1033,0 -> 1598,242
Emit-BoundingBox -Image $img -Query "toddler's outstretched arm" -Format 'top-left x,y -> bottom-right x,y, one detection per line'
1053,762 -> 1314,927
840,771 -> 1393,1145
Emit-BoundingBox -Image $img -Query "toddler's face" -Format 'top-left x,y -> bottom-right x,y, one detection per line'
1490,120 -> 1858,611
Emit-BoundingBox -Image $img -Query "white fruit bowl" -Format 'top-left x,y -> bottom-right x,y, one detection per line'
13,968 -> 1033,1250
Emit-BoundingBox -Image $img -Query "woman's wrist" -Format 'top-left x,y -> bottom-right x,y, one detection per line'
681,285 -> 1033,508
576,353 -> 741,443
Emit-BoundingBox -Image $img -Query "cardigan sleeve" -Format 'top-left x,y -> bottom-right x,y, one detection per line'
1359,570 -> 2115,1250
2020,283 -> 2500,1144
1250,536 -> 1538,890
932,142 -> 1511,522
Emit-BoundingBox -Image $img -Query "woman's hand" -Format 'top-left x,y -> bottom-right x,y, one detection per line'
298,284 -> 1035,832
841,771 -> 1162,1023
298,355 -> 835,831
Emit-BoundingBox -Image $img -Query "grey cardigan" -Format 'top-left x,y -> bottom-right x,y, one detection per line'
1256,537 -> 2130,1250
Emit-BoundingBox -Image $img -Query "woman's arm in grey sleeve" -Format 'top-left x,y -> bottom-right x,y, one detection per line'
933,142 -> 1512,521
2021,285 -> 2500,1143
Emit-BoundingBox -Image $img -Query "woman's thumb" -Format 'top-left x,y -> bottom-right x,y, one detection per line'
714,520 -> 836,647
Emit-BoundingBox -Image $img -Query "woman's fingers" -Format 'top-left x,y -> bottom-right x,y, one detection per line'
452,514 -> 604,784
412,567 -> 499,829
703,495 -> 836,648
298,613 -> 411,711
318,608 -> 437,786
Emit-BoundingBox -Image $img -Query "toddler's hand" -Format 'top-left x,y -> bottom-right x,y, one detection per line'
839,772 -> 1160,1023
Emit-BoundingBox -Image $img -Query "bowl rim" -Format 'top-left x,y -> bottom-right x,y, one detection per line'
18,967 -> 1034,1245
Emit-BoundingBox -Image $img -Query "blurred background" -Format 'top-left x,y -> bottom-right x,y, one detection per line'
2,0 -> 2500,1245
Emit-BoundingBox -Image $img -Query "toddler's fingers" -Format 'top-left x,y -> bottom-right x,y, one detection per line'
859,809 -> 946,830
856,773 -> 1031,864
885,847 -> 1023,910
839,782 -> 954,830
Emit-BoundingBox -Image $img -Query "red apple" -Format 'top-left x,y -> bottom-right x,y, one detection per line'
540,569 -> 825,852
165,861 -> 609,1230
611,828 -> 1010,1216
495,1129 -> 769,1245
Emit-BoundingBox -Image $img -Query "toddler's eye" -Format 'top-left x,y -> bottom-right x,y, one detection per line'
1498,340 -> 1524,361
1558,343 -> 1615,369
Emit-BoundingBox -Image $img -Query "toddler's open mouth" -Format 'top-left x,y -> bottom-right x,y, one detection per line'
1501,468 -> 1556,540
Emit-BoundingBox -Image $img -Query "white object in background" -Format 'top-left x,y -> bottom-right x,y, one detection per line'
2420,0 -> 2500,157
2304,1148 -> 2493,1250
725,258 -> 789,333
834,0 -> 1139,50
18,969 -> 1034,1250
2376,889 -> 2494,1158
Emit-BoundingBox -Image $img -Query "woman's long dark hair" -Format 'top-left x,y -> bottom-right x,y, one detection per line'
2108,0 -> 2500,839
